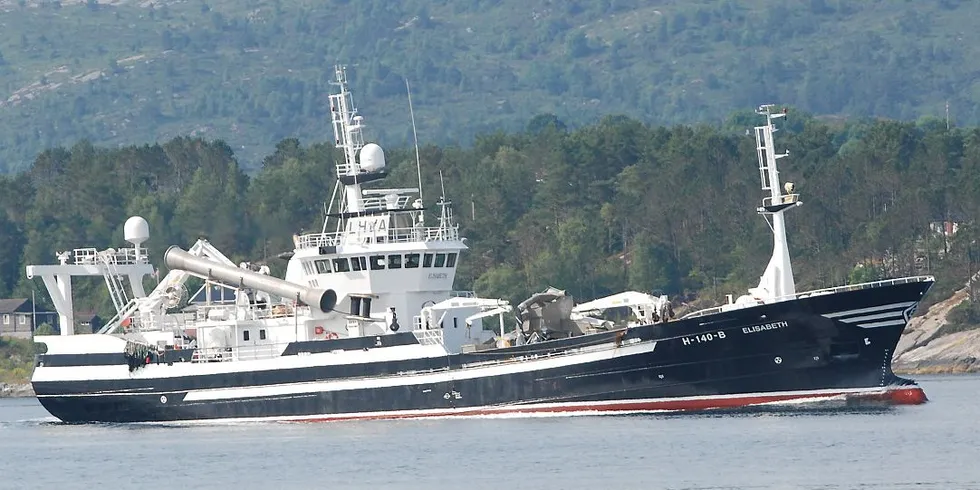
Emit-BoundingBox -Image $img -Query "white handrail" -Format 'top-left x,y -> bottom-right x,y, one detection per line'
295,225 -> 460,249
412,329 -> 445,346
73,247 -> 148,265
788,275 -> 934,300
682,275 -> 935,319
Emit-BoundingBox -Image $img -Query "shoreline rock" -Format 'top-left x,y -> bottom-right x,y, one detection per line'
0,382 -> 34,398
893,355 -> 980,375
891,274 -> 980,376
894,363 -> 980,375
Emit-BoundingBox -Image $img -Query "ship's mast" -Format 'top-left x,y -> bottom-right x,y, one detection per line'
752,105 -> 801,302
406,78 -> 425,213
328,65 -> 367,227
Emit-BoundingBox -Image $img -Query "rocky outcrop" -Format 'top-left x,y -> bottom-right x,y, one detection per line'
0,382 -> 34,398
893,275 -> 980,374
893,331 -> 980,374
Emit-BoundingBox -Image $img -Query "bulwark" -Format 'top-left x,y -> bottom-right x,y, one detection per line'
742,321 -> 789,334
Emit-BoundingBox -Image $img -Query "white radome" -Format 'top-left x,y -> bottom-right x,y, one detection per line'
124,216 -> 150,245
360,143 -> 386,172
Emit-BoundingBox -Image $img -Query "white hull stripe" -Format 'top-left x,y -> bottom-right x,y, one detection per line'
836,311 -> 906,323
100,385 -> 925,425
184,340 -> 657,401
32,343 -> 451,383
822,301 -> 916,319
851,319 -> 906,329
36,340 -> 658,399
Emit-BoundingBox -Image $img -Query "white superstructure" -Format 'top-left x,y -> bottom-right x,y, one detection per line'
25,216 -> 154,336
27,65 -> 491,357
281,65 -> 473,341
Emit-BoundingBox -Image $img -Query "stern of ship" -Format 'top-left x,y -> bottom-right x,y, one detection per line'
31,334 -> 156,422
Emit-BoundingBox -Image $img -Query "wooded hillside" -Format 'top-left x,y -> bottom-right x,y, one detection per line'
2,111 -> 978,325
2,0 -> 980,172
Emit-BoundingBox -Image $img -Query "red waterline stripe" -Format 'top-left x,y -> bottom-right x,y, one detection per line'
287,387 -> 928,423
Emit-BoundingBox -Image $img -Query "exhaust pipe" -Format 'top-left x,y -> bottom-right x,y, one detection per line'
163,246 -> 337,313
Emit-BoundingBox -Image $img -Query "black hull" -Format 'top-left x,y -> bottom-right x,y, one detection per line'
32,280 -> 933,423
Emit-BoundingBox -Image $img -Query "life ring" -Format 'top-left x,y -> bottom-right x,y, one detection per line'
314,326 -> 325,335
326,331 -> 339,340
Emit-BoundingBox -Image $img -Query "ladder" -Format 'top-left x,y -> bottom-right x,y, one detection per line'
755,126 -> 772,191
99,251 -> 131,315
98,299 -> 139,334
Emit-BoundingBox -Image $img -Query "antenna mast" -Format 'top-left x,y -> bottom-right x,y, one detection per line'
751,104 -> 802,303
329,65 -> 367,220
407,78 -> 424,206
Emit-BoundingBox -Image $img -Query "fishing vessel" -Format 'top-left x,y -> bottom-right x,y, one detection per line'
27,68 -> 934,423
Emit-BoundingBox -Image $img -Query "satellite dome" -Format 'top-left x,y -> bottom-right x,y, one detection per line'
360,143 -> 386,172
124,216 -> 150,245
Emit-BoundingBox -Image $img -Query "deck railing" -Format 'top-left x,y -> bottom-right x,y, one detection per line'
681,275 -> 935,319
788,275 -> 934,300
295,225 -> 459,249
73,247 -> 149,265
412,329 -> 445,346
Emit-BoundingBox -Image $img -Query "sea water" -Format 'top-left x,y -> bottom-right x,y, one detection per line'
1,374 -> 978,490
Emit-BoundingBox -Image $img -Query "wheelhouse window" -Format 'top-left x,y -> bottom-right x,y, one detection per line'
350,256 -> 366,272
259,329 -> 267,340
446,253 -> 458,268
434,253 -> 446,267
387,254 -> 402,269
423,253 -> 433,267
333,258 -> 351,273
315,259 -> 332,274
243,330 -> 250,341
369,255 -> 386,270
405,253 -> 421,268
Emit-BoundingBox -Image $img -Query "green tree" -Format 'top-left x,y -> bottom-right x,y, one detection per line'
34,323 -> 56,336
474,265 -> 526,307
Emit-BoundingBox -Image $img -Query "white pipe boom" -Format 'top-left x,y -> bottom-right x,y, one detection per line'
164,246 -> 337,313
